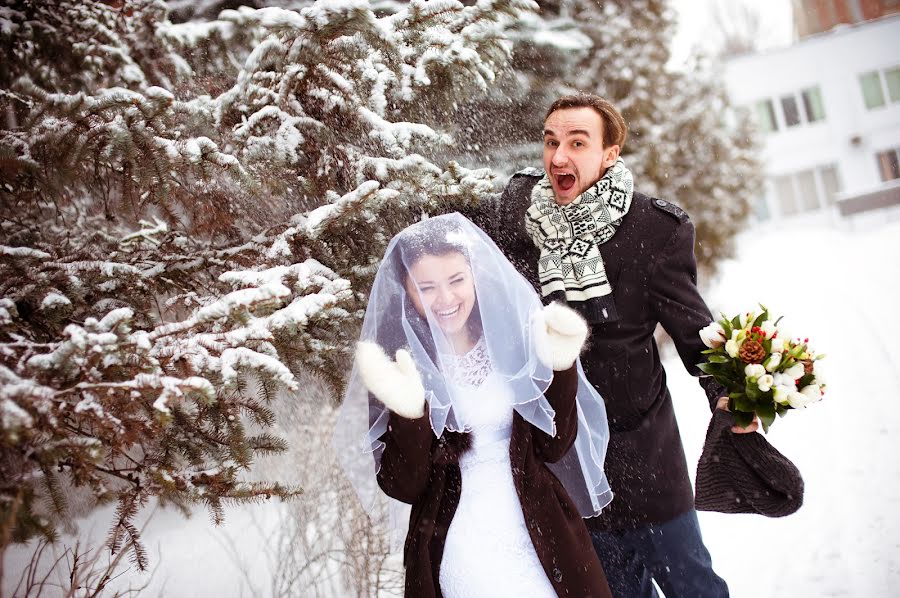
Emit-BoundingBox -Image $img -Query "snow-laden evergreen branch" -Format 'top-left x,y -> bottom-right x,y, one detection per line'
0,0 -> 533,571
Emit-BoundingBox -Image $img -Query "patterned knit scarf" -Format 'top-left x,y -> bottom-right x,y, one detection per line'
525,158 -> 634,320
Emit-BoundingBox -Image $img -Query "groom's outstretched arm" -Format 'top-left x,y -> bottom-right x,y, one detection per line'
648,218 -> 758,433
648,217 -> 727,410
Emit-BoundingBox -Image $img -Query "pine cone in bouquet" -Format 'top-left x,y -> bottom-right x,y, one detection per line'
738,339 -> 766,364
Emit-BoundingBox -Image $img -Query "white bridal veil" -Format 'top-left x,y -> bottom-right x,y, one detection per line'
333,213 -> 612,531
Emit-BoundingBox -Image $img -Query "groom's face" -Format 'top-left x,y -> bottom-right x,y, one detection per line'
542,107 -> 620,206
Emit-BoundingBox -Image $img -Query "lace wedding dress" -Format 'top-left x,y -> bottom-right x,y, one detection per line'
438,337 -> 556,598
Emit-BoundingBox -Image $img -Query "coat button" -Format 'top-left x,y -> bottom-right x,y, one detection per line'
655,199 -> 667,207
552,567 -> 562,583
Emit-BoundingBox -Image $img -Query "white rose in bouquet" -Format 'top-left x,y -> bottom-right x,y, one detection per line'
787,392 -> 810,409
744,363 -> 766,379
788,386 -> 821,409
770,337 -> 785,352
757,374 -> 774,392
800,383 -> 823,403
773,384 -> 794,405
699,322 -> 727,348
773,371 -> 798,405
773,372 -> 797,390
812,361 -> 826,385
725,339 -> 740,358
764,352 -> 783,372
783,362 -> 806,381
778,326 -> 792,344
760,319 -> 778,338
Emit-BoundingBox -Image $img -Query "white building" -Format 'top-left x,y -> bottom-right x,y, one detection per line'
723,13 -> 900,220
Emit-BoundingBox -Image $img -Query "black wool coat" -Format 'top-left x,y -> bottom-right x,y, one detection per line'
465,170 -> 725,531
376,363 -> 612,598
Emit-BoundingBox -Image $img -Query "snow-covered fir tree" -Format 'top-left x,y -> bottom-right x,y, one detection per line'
0,0 -> 533,571
650,56 -> 760,272
447,3 -> 591,173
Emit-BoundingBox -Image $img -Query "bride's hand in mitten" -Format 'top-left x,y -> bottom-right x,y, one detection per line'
534,302 -> 589,371
356,341 -> 426,419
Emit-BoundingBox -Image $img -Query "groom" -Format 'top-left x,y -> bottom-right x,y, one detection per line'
469,94 -> 757,598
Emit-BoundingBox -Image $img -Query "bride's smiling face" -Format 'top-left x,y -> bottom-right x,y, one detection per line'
405,251 -> 476,338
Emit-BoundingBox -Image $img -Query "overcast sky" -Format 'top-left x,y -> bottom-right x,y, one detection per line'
670,0 -> 795,66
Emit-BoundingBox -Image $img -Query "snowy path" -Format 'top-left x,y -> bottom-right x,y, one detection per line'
668,215 -> 900,598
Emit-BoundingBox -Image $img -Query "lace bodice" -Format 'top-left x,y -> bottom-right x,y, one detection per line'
440,336 -> 492,388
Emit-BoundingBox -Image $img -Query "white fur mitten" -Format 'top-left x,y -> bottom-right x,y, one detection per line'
534,302 -> 589,371
355,341 -> 426,419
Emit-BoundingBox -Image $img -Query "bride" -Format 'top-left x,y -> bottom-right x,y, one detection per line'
335,213 -> 613,597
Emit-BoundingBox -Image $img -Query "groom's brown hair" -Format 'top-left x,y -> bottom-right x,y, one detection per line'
545,94 -> 628,150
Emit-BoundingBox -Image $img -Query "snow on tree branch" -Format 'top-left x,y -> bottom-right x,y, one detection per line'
1,0 -> 534,569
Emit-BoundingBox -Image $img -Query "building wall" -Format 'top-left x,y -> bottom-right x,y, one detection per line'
724,14 -> 900,219
793,0 -> 900,38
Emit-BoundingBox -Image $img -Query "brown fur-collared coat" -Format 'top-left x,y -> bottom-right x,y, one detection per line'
376,363 -> 612,598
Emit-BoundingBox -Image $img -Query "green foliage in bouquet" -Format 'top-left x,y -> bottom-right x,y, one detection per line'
697,305 -> 826,432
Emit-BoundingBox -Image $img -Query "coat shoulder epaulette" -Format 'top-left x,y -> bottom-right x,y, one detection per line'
649,196 -> 689,224
503,167 -> 543,206
513,166 -> 544,178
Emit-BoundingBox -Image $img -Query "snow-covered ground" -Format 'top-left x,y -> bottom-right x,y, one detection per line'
5,211 -> 900,597
670,210 -> 900,597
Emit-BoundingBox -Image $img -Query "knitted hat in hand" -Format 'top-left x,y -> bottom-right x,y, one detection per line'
695,409 -> 804,517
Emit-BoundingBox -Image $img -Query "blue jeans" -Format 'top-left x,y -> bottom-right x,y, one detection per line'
589,510 -> 729,598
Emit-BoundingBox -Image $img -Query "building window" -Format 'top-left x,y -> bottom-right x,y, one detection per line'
770,165 -> 843,217
877,148 -> 900,181
859,66 -> 900,110
753,85 -> 826,134
801,86 -> 826,122
819,165 -> 841,205
859,71 -> 885,109
774,175 -> 798,215
781,95 -> 801,127
755,99 -> 778,133
886,67 -> 900,103
795,170 -> 819,211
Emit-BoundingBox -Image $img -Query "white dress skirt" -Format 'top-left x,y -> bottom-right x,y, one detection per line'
437,339 -> 556,598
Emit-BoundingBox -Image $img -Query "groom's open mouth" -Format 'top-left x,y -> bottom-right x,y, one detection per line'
555,173 -> 576,192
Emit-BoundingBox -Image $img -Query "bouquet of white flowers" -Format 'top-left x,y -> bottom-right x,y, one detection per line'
698,306 -> 826,432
